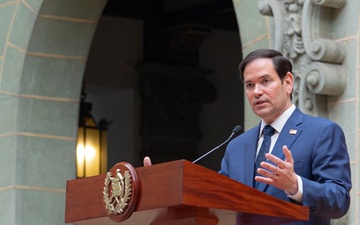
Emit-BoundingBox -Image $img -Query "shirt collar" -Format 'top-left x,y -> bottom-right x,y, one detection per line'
260,104 -> 296,136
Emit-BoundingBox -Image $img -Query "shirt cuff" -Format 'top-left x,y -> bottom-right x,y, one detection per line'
285,175 -> 303,203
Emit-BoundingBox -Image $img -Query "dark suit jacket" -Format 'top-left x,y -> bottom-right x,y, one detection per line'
220,108 -> 351,225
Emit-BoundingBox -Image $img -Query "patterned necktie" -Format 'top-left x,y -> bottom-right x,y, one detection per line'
254,125 -> 275,188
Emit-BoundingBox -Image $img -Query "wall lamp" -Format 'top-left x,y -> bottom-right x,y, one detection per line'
76,92 -> 111,178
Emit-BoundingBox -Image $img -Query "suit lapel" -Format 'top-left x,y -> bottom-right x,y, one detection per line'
271,127 -> 303,161
244,126 -> 260,187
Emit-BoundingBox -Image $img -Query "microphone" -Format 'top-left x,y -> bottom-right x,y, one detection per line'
192,125 -> 243,164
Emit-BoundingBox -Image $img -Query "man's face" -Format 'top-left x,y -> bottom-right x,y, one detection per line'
243,58 -> 293,124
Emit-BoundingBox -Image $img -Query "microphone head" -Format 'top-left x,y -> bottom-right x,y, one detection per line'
232,125 -> 243,136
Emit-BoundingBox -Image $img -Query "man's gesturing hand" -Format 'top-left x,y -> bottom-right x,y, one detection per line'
254,145 -> 299,195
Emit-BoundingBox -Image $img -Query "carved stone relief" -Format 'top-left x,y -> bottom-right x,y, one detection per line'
258,0 -> 347,117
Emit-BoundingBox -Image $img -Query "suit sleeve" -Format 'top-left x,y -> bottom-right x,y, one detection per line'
219,140 -> 232,176
301,122 -> 351,219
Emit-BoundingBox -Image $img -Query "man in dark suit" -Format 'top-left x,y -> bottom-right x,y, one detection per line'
219,48 -> 351,225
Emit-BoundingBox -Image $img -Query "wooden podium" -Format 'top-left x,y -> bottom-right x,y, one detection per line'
65,160 -> 308,225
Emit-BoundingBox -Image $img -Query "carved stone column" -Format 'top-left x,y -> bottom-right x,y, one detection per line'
137,63 -> 216,163
258,0 -> 347,117
163,24 -> 212,67
137,24 -> 215,164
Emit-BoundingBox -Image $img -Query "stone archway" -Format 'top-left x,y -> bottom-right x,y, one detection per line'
0,0 -> 107,224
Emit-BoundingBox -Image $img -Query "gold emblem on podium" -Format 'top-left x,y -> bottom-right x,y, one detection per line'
103,168 -> 132,215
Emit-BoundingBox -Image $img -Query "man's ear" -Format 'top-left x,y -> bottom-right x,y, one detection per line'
285,72 -> 294,94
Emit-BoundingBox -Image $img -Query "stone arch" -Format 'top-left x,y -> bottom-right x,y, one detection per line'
0,0 -> 107,223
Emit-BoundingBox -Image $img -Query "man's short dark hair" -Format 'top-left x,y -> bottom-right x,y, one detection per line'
238,49 -> 293,81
